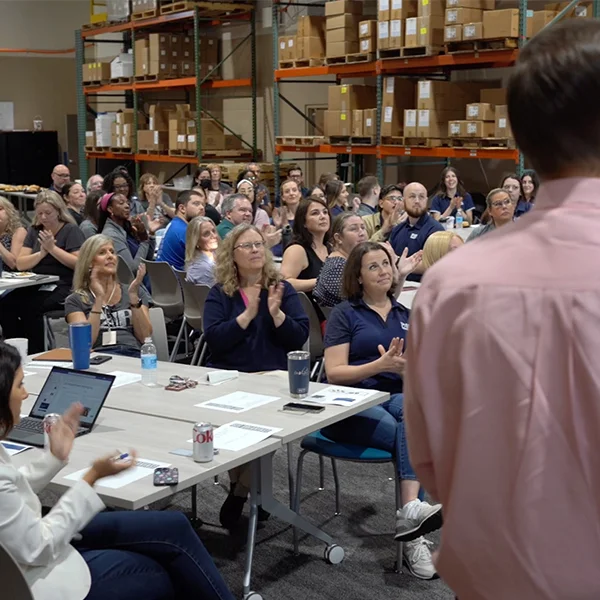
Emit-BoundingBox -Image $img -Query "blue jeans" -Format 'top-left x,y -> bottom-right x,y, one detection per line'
321,393 -> 416,481
74,511 -> 234,600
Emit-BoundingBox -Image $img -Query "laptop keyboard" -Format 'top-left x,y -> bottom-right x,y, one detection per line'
16,417 -> 85,435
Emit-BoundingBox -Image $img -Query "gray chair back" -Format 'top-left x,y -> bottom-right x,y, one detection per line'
148,307 -> 170,361
173,269 -> 210,332
0,540 -> 34,600
298,292 -> 324,363
117,256 -> 134,285
142,259 -> 183,319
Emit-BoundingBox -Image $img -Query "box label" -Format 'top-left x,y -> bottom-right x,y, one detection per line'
418,81 -> 431,99
464,25 -> 476,37
341,85 -> 348,94
288,39 -> 294,47
450,123 -> 460,135
366,118 -> 373,127
467,122 -> 477,134
188,135 -> 196,142
386,77 -> 395,93
406,18 -> 417,35
379,21 -> 390,38
341,113 -> 347,121
498,118 -> 507,128
392,0 -> 403,8
361,40 -> 370,51
384,106 -> 394,123
420,27 -> 427,35
418,110 -> 429,126
446,26 -> 457,39
280,41 -> 285,50
360,23 -> 369,36
177,134 -> 185,142
154,131 -> 159,144
447,10 -> 457,22
379,0 -> 390,9
405,110 -> 416,127
391,20 -> 402,37
467,105 -> 479,117
422,0 -> 429,5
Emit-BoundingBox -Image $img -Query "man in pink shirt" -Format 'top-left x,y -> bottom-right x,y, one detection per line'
404,19 -> 600,600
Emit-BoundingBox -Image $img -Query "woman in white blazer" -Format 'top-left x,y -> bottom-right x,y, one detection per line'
0,342 -> 235,600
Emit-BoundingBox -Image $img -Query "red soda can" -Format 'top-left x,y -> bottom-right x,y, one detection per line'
43,413 -> 61,449
193,422 -> 214,463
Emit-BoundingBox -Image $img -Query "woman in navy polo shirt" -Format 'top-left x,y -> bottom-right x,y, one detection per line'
501,173 -> 532,218
323,241 -> 441,581
430,166 -> 474,225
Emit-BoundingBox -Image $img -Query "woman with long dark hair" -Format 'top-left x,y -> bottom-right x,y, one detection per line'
325,179 -> 349,218
520,169 -> 539,205
102,169 -> 144,218
430,166 -> 474,225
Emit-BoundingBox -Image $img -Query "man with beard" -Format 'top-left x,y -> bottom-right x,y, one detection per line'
389,182 -> 444,281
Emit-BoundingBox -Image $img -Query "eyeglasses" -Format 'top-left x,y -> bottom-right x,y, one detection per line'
234,241 -> 265,251
491,199 -> 512,209
503,184 -> 520,191
385,195 -> 402,202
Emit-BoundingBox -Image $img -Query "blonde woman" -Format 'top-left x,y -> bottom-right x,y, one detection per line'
138,173 -> 175,224
0,196 -> 26,272
421,230 -> 464,270
0,191 -> 85,353
203,223 -> 309,529
65,234 -> 152,357
185,216 -> 218,286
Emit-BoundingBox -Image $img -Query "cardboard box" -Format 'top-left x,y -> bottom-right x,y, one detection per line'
480,87 -> 507,105
530,10 -> 557,37
445,7 -> 483,25
404,109 -> 417,137
483,9 -> 519,39
465,120 -> 495,137
324,110 -> 352,137
391,0 -> 418,19
381,77 -> 417,136
115,109 -> 135,125
544,2 -> 591,18
352,109 -> 364,136
278,36 -> 290,60
389,19 -> 403,47
418,16 -> 445,46
378,20 -> 390,49
138,130 -> 168,152
326,14 -> 358,29
329,84 -> 377,111
466,103 -> 495,121
417,109 -> 464,137
134,39 -> 148,76
199,38 -> 219,64
448,120 -> 469,137
444,24 -> 462,42
378,0 -> 390,21
149,33 -> 169,64
200,119 -> 225,150
359,20 -> 377,37
360,37 -> 377,53
405,17 -> 418,46
298,15 -> 326,38
364,109 -> 377,137
325,0 -> 363,17
297,36 -> 325,59
463,22 -> 483,39
494,105 -> 512,138
447,0 -> 495,7
418,80 -> 487,109
418,0 -> 445,17
287,36 -> 297,60
85,131 -> 95,146
326,28 -> 358,44
148,105 -> 168,131
111,53 -> 132,79
224,134 -> 243,150
327,40 -> 358,56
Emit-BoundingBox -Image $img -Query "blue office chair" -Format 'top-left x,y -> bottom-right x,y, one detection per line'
293,430 -> 402,572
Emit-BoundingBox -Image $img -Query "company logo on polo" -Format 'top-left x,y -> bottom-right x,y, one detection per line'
401,322 -> 409,330
410,233 -> 418,239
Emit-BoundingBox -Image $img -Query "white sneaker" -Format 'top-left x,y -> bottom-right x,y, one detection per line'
395,499 -> 443,541
403,537 -> 437,580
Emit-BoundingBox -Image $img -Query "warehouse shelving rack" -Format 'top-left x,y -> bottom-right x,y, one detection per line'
272,0 -> 600,190
75,3 -> 258,185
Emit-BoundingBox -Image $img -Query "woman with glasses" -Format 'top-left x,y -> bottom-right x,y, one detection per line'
362,184 -> 407,242
236,173 -> 269,229
102,169 -> 145,218
468,189 -> 516,242
203,223 -> 309,529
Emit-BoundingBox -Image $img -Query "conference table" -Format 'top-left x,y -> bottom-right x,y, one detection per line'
20,354 -> 390,599
455,224 -> 479,241
2,190 -> 37,222
0,273 -> 59,292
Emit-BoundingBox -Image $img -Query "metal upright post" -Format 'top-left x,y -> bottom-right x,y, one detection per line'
517,0 -> 527,176
75,30 -> 88,184
594,0 -> 600,18
194,6 -> 202,162
273,1 -> 281,193
251,7 -> 258,161
376,73 -> 383,184
132,28 -> 140,185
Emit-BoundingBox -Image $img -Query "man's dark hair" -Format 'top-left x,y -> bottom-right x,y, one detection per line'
0,342 -> 22,438
508,19 -> 600,177
288,166 -> 302,176
176,189 -> 202,211
378,184 -> 403,212
357,175 -> 379,199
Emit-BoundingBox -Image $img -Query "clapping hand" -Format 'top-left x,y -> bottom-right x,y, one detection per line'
377,337 -> 406,375
244,283 -> 262,321
148,217 -> 163,234
396,247 -> 423,278
128,263 -> 146,304
131,217 -> 148,242
272,206 -> 289,229
452,196 -> 463,210
48,403 -> 85,461
262,225 -> 282,248
89,266 -> 108,301
38,230 -> 56,252
267,282 -> 284,319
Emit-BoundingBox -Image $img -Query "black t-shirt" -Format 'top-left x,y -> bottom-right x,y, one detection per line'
68,208 -> 83,226
23,223 -> 85,285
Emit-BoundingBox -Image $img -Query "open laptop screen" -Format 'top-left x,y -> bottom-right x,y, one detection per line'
30,367 -> 115,427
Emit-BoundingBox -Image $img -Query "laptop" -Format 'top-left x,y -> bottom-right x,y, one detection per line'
8,367 -> 115,447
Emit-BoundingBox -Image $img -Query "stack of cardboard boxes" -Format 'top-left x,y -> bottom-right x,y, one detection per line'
110,109 -> 145,149
82,61 -> 111,83
134,34 -> 219,80
406,0 -> 445,49
138,105 -> 169,152
324,84 -> 377,138
381,77 -> 416,138
377,0 -> 417,52
447,88 -> 511,139
325,0 -> 363,58
94,113 -> 117,148
279,16 -> 326,64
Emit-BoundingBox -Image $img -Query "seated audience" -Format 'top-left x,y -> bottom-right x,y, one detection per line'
288,166 -> 310,198
194,166 -> 224,214
244,162 -> 271,207
318,172 -> 339,191
362,184 -> 406,242
280,196 -> 331,295
0,342 -> 236,600
203,223 -> 308,528
356,176 -> 381,217
326,179 -> 349,218
99,192 -> 159,275
61,181 -> 86,225
521,169 -> 539,205
138,173 -> 175,226
468,188 -> 515,242
323,241 -> 439,580
208,163 -> 232,195
49,164 -> 70,194
65,235 -> 152,357
0,191 -> 84,353
389,182 -> 444,281
236,175 -> 270,229
429,166 -> 475,225
307,185 -> 325,201
421,231 -> 464,269
103,169 -> 144,217
0,196 -> 26,272
185,216 -> 218,286
80,190 -> 103,239
156,190 -> 205,271
86,174 -> 104,193
216,193 -> 253,239
313,213 -> 367,308
501,173 -> 531,218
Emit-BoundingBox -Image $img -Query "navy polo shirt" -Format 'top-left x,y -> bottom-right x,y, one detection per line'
324,297 -> 410,394
389,213 -> 444,281
514,199 -> 533,218
430,192 -> 475,216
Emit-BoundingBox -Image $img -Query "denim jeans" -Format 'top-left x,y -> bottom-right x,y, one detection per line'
321,393 -> 417,481
74,511 -> 235,600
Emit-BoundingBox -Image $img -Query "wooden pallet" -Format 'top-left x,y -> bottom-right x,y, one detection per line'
403,137 -> 450,148
379,48 -> 402,60
131,8 -> 158,20
351,136 -> 375,145
402,45 -> 443,58
84,146 -> 95,152
293,58 -> 325,68
110,148 -> 133,154
477,37 -> 518,51
134,74 -> 159,82
324,55 -> 348,65
444,40 -> 477,54
275,136 -> 325,147
168,149 -> 197,156
346,52 -> 375,64
138,149 -> 164,155
381,136 -> 405,146
110,77 -> 133,84
450,137 -> 515,149
83,80 -> 107,87
160,1 -> 252,17
200,149 -> 255,159
91,147 -> 110,152
328,136 -> 353,145
82,21 -> 107,30
278,60 -> 294,69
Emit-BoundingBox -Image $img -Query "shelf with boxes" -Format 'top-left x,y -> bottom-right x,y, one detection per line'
76,1 -> 258,185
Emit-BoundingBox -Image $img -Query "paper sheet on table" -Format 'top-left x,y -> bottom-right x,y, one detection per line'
23,371 -> 35,377
305,386 -> 379,407
1,441 -> 33,456
195,391 -> 280,413
108,371 -> 142,388
28,361 -> 73,369
64,458 -> 170,489
187,421 -> 282,452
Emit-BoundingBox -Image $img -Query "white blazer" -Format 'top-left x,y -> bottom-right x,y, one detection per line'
0,445 -> 105,600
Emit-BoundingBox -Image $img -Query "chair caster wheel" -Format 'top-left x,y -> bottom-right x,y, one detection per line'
243,592 -> 263,600
324,544 -> 345,565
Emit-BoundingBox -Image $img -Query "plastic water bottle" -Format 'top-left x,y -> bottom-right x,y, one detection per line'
455,208 -> 464,230
141,337 -> 158,386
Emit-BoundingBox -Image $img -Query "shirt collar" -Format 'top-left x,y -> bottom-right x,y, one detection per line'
349,295 -> 405,311
535,177 -> 600,211
359,203 -> 377,214
405,213 -> 429,229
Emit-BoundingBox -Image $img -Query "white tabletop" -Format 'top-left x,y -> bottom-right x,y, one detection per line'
397,282 -> 420,310
455,225 -> 479,240
1,191 -> 38,199
12,404 -> 282,510
0,274 -> 59,291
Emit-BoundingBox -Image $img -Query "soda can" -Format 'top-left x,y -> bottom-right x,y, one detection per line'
193,422 -> 214,463
445,216 -> 455,231
43,413 -> 61,449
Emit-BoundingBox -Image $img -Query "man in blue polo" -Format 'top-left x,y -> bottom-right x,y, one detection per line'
389,181 -> 444,282
156,190 -> 205,270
